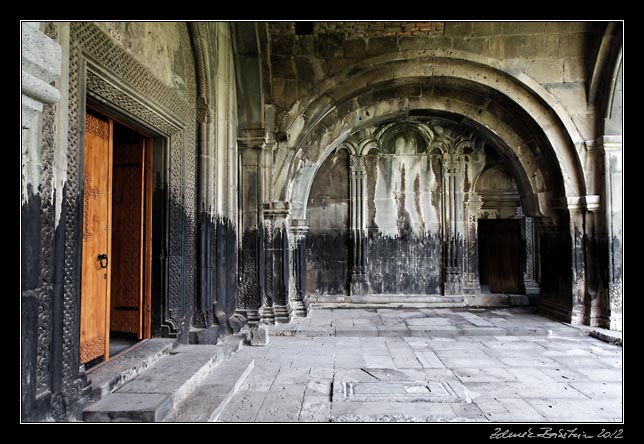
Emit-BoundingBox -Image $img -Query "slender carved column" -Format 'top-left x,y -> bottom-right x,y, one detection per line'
349,154 -> 370,295
289,219 -> 309,317
237,135 -> 264,325
442,149 -> 463,295
523,216 -> 541,295
263,202 -> 292,324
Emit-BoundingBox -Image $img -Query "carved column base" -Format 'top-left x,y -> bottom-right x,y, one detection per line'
292,298 -> 310,317
237,308 -> 260,326
350,273 -> 371,296
570,304 -> 589,325
443,268 -> 462,296
609,281 -> 622,332
274,303 -> 294,324
259,305 -> 276,325
609,310 -> 622,332
524,280 -> 540,295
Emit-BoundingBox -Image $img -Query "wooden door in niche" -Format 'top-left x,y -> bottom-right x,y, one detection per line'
80,113 -> 113,364
478,219 -> 523,294
80,112 -> 153,367
110,122 -> 153,340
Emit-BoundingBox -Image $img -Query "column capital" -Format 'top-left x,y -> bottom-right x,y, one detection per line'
263,201 -> 290,218
552,195 -> 601,212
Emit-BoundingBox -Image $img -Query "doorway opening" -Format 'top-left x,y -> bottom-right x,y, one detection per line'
80,109 -> 154,369
478,219 -> 524,294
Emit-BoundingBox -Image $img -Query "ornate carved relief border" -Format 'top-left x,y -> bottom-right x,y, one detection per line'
62,22 -> 196,401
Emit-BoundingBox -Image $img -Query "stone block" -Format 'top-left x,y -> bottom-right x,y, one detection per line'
444,22 -> 472,36
218,391 -> 267,422
270,33 -> 294,55
299,396 -> 331,422
316,33 -> 344,58
250,325 -> 270,346
471,22 -> 502,37
521,58 -> 564,84
293,35 -> 315,55
83,393 -> 172,422
545,22 -> 595,34
503,34 -> 559,59
563,57 -> 587,82
270,55 -> 296,79
294,56 -> 325,83
502,21 -> 546,36
558,32 -> 589,58
344,39 -> 366,58
366,37 -> 398,56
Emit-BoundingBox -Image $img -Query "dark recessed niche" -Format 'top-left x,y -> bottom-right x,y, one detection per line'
295,22 -> 314,35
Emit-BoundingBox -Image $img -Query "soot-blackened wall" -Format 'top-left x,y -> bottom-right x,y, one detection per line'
306,149 -> 350,295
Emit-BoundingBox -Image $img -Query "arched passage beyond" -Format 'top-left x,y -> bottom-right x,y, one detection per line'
278,57 -> 600,324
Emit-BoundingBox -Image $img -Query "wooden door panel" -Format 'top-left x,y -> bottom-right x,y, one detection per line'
80,114 -> 112,364
478,219 -> 522,294
110,142 -> 145,336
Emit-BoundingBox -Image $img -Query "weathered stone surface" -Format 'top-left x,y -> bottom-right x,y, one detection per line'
83,393 -> 172,422
250,325 -> 270,346
166,358 -> 254,422
86,339 -> 175,400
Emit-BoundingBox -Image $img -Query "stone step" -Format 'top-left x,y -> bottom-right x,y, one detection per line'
164,357 -> 255,422
84,344 -> 226,422
86,338 -> 176,401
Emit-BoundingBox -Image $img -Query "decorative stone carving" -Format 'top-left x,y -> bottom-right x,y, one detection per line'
21,22 -> 62,128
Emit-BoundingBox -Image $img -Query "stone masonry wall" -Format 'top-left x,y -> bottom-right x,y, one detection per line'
268,21 -> 604,141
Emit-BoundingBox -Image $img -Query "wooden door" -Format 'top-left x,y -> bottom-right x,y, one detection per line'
80,114 -> 113,364
478,219 -> 522,294
110,140 -> 146,337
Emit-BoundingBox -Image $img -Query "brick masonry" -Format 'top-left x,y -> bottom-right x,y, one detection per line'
269,22 -> 445,38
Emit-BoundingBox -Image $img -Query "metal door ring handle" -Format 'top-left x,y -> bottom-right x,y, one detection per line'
98,254 -> 108,269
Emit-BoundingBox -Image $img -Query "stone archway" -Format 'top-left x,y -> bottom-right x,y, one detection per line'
277,53 -> 599,324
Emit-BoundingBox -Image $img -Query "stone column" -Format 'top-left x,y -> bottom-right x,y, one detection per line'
604,139 -> 622,331
237,134 -> 264,325
289,219 -> 309,317
195,102 -> 216,329
263,202 -> 292,324
523,216 -> 541,296
349,154 -> 370,295
568,199 -> 588,325
442,150 -> 464,295
584,196 -> 607,327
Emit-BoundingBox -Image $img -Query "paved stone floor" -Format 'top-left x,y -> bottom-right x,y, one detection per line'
218,308 -> 622,423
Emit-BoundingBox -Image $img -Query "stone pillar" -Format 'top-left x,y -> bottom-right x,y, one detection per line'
604,139 -> 622,331
523,216 -> 540,296
263,202 -> 292,324
289,219 -> 309,317
584,196 -> 608,327
442,150 -> 464,295
237,135 -> 264,325
349,154 -> 370,295
568,200 -> 588,325
195,102 -> 216,329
